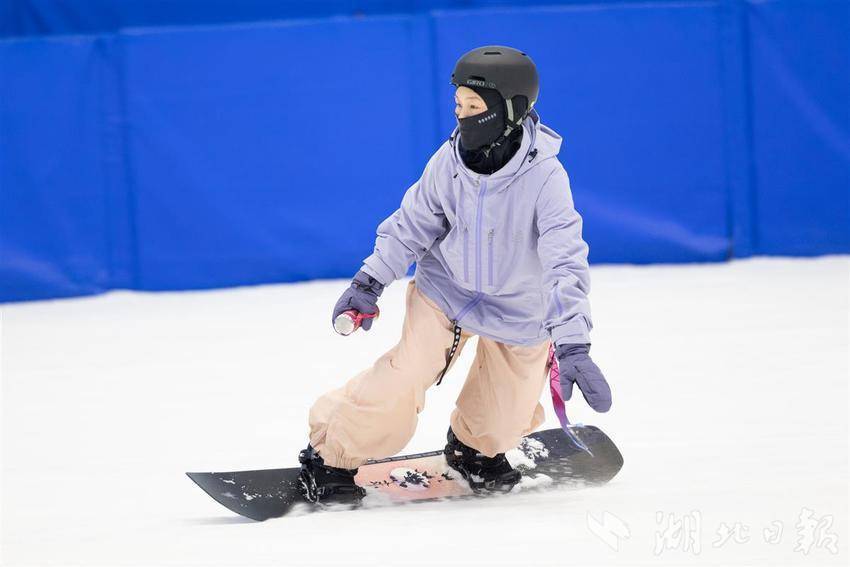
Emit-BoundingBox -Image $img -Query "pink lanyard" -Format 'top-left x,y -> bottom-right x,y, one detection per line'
547,343 -> 593,454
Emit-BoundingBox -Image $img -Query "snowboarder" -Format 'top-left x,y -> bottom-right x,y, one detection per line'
299,45 -> 612,503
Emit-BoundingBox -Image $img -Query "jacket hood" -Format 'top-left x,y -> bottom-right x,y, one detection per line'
449,109 -> 563,184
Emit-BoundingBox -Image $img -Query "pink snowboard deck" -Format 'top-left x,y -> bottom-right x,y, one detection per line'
355,453 -> 473,502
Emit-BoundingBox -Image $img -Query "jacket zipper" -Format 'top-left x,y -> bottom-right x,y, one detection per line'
463,228 -> 469,282
487,229 -> 495,286
454,180 -> 487,322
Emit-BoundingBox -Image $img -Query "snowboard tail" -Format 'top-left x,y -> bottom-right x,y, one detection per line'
187,424 -> 623,521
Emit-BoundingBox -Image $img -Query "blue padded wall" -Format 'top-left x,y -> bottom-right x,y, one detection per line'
2,1 -> 649,38
747,0 -> 850,255
120,17 -> 437,290
1,36 -> 114,300
1,1 -> 847,302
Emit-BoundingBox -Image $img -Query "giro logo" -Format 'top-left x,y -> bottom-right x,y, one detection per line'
466,79 -> 496,89
477,112 -> 497,124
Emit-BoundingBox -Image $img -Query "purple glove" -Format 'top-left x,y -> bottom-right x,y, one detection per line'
332,270 -> 385,332
555,343 -> 612,413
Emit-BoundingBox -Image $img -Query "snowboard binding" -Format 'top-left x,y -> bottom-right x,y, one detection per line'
297,446 -> 366,504
443,428 -> 522,493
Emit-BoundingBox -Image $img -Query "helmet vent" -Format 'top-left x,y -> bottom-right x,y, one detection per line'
483,51 -> 501,55
469,75 -> 487,81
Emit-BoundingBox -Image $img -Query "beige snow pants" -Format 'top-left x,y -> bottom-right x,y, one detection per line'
309,280 -> 550,469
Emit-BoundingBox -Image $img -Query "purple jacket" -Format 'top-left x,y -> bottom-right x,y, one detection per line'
361,110 -> 591,346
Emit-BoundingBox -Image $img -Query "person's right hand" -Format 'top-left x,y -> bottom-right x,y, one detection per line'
331,270 -> 385,332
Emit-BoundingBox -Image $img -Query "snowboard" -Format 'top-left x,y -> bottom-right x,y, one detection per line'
187,424 -> 623,521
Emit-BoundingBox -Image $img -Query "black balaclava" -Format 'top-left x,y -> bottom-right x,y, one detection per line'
457,87 -> 527,175
457,87 -> 505,150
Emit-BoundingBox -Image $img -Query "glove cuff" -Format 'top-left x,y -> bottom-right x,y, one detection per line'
555,343 -> 590,358
352,270 -> 385,297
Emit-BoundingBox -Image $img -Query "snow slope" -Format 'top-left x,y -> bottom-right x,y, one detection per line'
2,257 -> 848,566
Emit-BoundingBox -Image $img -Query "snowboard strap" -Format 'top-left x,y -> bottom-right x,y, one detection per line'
435,321 -> 463,385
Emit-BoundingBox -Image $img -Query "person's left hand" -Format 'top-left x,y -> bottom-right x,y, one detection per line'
555,343 -> 612,412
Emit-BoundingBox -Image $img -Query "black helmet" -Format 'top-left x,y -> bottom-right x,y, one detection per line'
451,45 -> 539,129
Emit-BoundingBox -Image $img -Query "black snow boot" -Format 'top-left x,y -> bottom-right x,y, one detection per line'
297,445 -> 366,504
443,428 -> 522,492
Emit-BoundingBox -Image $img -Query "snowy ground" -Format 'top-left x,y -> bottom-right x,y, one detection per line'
2,256 -> 848,566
